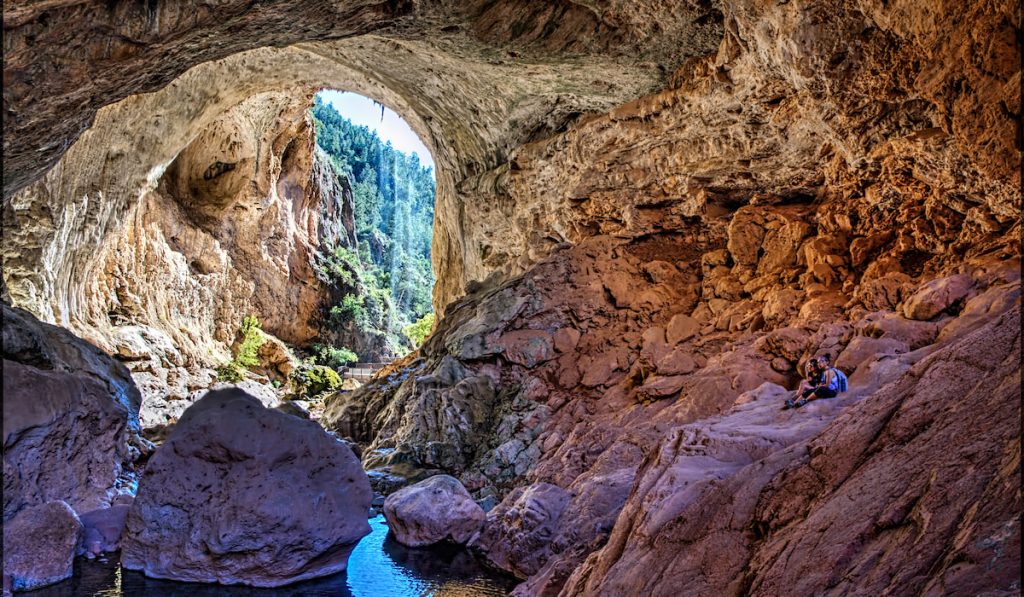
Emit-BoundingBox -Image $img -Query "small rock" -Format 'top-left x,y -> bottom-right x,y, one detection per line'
637,375 -> 687,400
553,327 -> 582,353
476,495 -> 499,512
3,501 -> 83,591
656,349 -> 697,375
836,336 -> 910,374
498,330 -> 555,368
666,313 -> 700,345
78,504 -> 131,556
471,482 -> 571,577
275,400 -> 311,419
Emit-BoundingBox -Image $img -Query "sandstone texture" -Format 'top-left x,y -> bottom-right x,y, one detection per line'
2,501 -> 83,591
3,92 -> 357,420
2,303 -> 145,521
382,475 -> 486,547
564,301 -> 1021,596
120,388 -> 373,587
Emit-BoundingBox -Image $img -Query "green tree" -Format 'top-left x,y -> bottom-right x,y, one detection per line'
312,94 -> 437,357
403,313 -> 435,347
216,315 -> 267,381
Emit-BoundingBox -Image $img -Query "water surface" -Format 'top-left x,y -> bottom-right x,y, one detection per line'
24,516 -> 516,596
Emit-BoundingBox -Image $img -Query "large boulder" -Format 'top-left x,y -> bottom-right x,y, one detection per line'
2,303 -> 143,521
120,388 -> 372,587
383,475 -> 486,547
902,273 -> 974,320
2,501 -> 83,591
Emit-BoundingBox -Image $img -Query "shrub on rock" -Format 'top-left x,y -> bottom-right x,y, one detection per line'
120,388 -> 372,587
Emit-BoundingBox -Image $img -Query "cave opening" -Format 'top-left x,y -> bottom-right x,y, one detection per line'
308,89 -> 437,370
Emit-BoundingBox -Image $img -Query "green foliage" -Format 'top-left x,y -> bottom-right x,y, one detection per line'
312,94 -> 437,356
216,315 -> 266,382
322,245 -> 361,288
403,312 -> 435,347
216,364 -> 243,383
291,363 -> 342,397
235,315 -> 266,368
313,344 -> 359,369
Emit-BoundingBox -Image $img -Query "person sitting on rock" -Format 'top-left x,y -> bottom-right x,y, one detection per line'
795,357 -> 823,395
786,353 -> 845,409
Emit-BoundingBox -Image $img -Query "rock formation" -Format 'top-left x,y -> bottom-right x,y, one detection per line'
120,388 -> 373,587
78,503 -> 132,558
382,475 -> 486,547
564,296 -> 1021,596
0,0 -> 1019,594
2,303 -> 144,521
2,501 -> 83,592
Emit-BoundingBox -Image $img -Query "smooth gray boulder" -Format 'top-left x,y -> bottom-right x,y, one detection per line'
121,388 -> 372,587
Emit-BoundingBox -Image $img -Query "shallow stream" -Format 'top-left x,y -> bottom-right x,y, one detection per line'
23,515 -> 517,596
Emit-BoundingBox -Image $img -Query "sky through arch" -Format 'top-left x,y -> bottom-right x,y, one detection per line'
317,90 -> 435,173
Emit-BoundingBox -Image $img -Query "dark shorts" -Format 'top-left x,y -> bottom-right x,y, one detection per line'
801,387 -> 838,400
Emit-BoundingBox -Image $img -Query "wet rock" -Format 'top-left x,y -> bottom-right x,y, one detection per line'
121,388 -> 371,587
383,475 -> 486,547
3,501 -> 83,591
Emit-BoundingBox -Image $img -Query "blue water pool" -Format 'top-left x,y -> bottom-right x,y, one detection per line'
23,516 -> 517,596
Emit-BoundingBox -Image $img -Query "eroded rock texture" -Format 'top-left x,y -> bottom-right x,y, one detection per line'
564,297 -> 1021,596
4,88 -> 360,415
2,501 -> 83,592
121,388 -> 373,587
326,215 -> 1018,593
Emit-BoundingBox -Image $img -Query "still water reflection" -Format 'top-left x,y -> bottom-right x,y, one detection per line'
23,516 -> 516,596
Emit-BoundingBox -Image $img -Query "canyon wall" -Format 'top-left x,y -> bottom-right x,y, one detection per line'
4,89 -> 359,414
324,0 -> 1020,593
